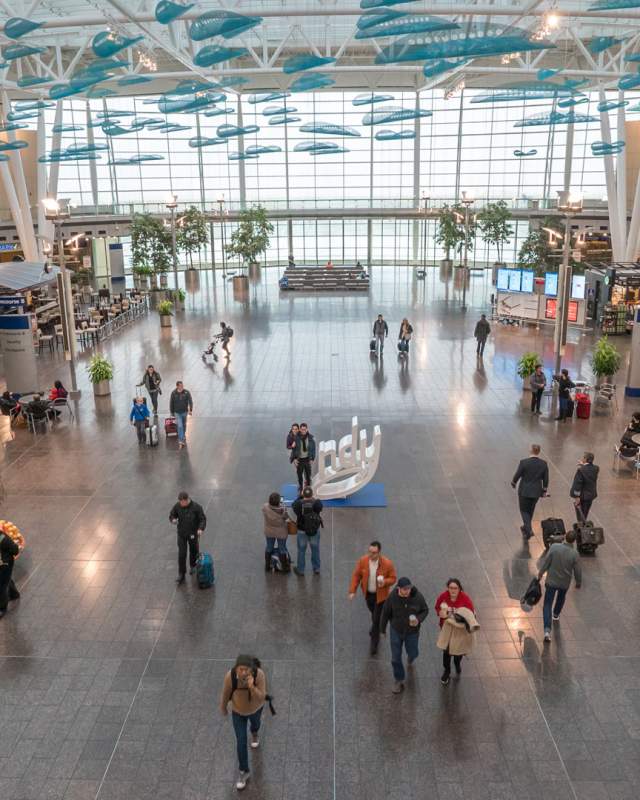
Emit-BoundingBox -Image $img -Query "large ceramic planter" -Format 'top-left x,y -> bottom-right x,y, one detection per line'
248,262 -> 261,282
92,380 -> 111,397
160,314 -> 172,328
185,269 -> 200,292
233,274 -> 249,302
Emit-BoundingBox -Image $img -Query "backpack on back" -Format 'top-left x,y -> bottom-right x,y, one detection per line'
301,500 -> 323,536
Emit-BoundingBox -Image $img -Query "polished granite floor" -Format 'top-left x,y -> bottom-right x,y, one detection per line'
1,266 -> 640,800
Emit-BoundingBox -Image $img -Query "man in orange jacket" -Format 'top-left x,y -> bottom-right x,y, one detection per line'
349,541 -> 397,655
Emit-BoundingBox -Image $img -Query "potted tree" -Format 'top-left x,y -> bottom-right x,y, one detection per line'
130,213 -> 172,296
435,205 -> 464,268
478,200 -> 513,280
225,204 -> 274,289
87,353 -> 114,397
517,352 -> 540,391
158,299 -> 174,327
132,264 -> 153,290
590,335 -> 621,387
517,217 -> 563,277
170,288 -> 185,311
176,206 -> 209,272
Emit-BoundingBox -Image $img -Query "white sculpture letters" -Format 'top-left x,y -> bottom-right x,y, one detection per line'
311,416 -> 382,500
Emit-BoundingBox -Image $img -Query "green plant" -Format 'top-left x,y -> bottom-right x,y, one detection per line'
176,206 -> 208,268
132,264 -> 154,276
86,353 -> 114,384
517,352 -> 540,381
225,204 -> 273,266
478,200 -> 513,264
173,288 -> 185,302
590,336 -> 621,380
130,213 -> 172,274
435,204 -> 475,261
157,300 -> 174,316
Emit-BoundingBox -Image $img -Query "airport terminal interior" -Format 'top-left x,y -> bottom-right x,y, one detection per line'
1,2 -> 640,800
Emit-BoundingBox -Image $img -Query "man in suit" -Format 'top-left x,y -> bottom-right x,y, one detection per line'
511,444 -> 549,539
570,452 -> 599,521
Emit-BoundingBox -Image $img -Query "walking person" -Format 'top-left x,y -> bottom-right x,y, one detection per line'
169,491 -> 206,583
220,655 -> 267,791
169,380 -> 193,449
262,492 -> 290,573
474,314 -> 491,357
219,322 -> 234,357
292,422 -> 316,493
348,541 -> 397,655
0,529 -> 20,620
570,452 -> 599,521
530,364 -> 546,414
130,395 -> 150,444
554,368 -> 575,421
537,529 -> 582,642
372,314 -> 388,355
292,486 -> 323,576
511,443 -> 549,540
139,365 -> 162,414
398,318 -> 413,355
435,579 -> 476,685
286,423 -> 299,468
380,577 -> 429,694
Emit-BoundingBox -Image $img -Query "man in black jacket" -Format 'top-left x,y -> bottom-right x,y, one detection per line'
0,532 -> 20,619
380,577 -> 429,694
372,314 -> 389,354
511,444 -> 549,540
292,423 -> 316,493
570,452 -> 599,521
169,491 -> 207,583
139,365 -> 162,414
169,381 -> 193,449
292,486 -> 323,576
474,314 -> 491,357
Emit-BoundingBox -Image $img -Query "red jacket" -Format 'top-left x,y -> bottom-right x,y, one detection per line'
349,555 -> 397,604
435,590 -> 475,627
49,387 -> 67,401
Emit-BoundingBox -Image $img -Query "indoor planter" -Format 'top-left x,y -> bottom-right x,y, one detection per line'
132,264 -> 153,290
435,204 -> 472,268
176,205 -> 209,269
225,203 -> 273,274
171,288 -> 185,311
478,200 -> 513,282
590,335 -> 621,387
158,299 -> 174,327
87,353 -> 114,397
517,352 -> 540,391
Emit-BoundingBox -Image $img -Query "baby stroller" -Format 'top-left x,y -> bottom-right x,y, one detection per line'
202,336 -> 221,364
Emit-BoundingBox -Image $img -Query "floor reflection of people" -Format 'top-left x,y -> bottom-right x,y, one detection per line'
223,363 -> 234,389
372,357 -> 387,391
473,361 -> 487,392
398,354 -> 410,393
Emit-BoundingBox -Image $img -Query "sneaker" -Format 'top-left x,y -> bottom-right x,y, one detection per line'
544,630 -> 552,642
178,442 -> 184,449
552,613 -> 560,621
391,681 -> 404,694
313,570 -> 320,575
250,732 -> 259,749
441,671 -> 450,685
236,771 -> 250,790
293,567 -> 304,576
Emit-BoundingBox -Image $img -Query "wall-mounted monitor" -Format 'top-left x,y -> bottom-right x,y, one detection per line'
545,298 -> 578,322
544,272 -> 558,296
497,268 -> 510,291
507,270 -> 522,291
520,270 -> 534,293
571,274 -> 585,299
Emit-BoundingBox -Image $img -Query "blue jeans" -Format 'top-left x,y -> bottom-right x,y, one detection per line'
175,412 -> 187,443
296,532 -> 320,572
543,584 -> 567,630
265,537 -> 289,556
389,627 -> 419,682
231,708 -> 263,773
559,397 -> 569,418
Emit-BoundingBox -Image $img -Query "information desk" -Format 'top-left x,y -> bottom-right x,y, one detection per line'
497,291 -> 586,326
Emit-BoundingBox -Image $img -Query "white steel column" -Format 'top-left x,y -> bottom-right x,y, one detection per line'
598,86 -> 623,260
412,91 -> 421,263
47,101 -> 63,197
237,99 -> 247,209
85,101 -> 99,209
616,94 -> 627,253
36,111 -> 54,256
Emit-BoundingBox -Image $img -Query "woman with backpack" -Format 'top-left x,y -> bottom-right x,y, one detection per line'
262,492 -> 291,572
220,655 -> 267,791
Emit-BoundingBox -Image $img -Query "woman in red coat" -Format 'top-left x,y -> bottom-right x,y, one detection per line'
435,578 -> 475,684
48,380 -> 68,401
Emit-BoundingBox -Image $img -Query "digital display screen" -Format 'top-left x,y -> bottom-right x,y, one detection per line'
507,270 -> 521,291
571,275 -> 585,299
545,272 -> 558,296
520,270 -> 534,293
497,268 -> 510,291
545,299 -> 578,322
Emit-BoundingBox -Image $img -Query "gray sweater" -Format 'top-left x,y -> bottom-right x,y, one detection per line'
538,542 -> 582,590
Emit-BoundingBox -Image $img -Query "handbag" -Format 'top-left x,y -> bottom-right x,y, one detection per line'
287,518 -> 297,536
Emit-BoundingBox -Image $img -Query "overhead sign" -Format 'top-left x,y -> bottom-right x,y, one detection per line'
0,243 -> 19,252
0,295 -> 26,308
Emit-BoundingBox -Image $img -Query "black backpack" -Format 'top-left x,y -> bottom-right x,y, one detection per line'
225,327 -> 234,339
301,500 -> 323,536
520,577 -> 542,612
230,657 -> 276,715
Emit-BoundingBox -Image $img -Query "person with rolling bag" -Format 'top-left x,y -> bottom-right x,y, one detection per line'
537,529 -> 582,642
397,318 -> 413,356
570,452 -> 604,555
130,395 -> 151,445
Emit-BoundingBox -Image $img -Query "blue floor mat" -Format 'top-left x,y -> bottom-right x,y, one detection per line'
280,483 -> 387,507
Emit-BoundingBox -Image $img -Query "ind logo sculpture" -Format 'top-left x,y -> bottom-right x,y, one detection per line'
311,416 -> 382,500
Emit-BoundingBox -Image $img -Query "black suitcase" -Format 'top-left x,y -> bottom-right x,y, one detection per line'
574,521 -> 604,555
369,338 -> 376,352
566,398 -> 575,418
520,577 -> 542,612
541,517 -> 566,549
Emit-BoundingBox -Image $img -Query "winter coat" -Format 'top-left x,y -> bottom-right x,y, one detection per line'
373,319 -> 388,337
130,402 -> 150,423
262,503 -> 289,538
380,586 -> 429,637
292,432 -> 316,461
435,590 -> 475,628
530,371 -> 546,392
436,607 -> 480,656
142,370 -> 162,394
169,389 -> 193,415
169,500 -> 206,538
474,319 -> 491,341
398,323 -> 413,341
349,555 -> 397,604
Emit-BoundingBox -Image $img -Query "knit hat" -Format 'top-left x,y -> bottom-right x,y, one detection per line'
397,577 -> 412,588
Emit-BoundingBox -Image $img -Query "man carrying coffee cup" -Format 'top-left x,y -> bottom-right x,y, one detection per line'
348,541 -> 397,655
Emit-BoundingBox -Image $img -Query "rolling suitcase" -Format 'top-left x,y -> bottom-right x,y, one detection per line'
197,552 -> 214,589
575,393 -> 591,419
164,416 -> 178,437
398,340 -> 408,353
146,423 -> 158,447
541,517 -> 565,550
566,397 -> 575,418
573,521 -> 604,555
369,338 -> 376,352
